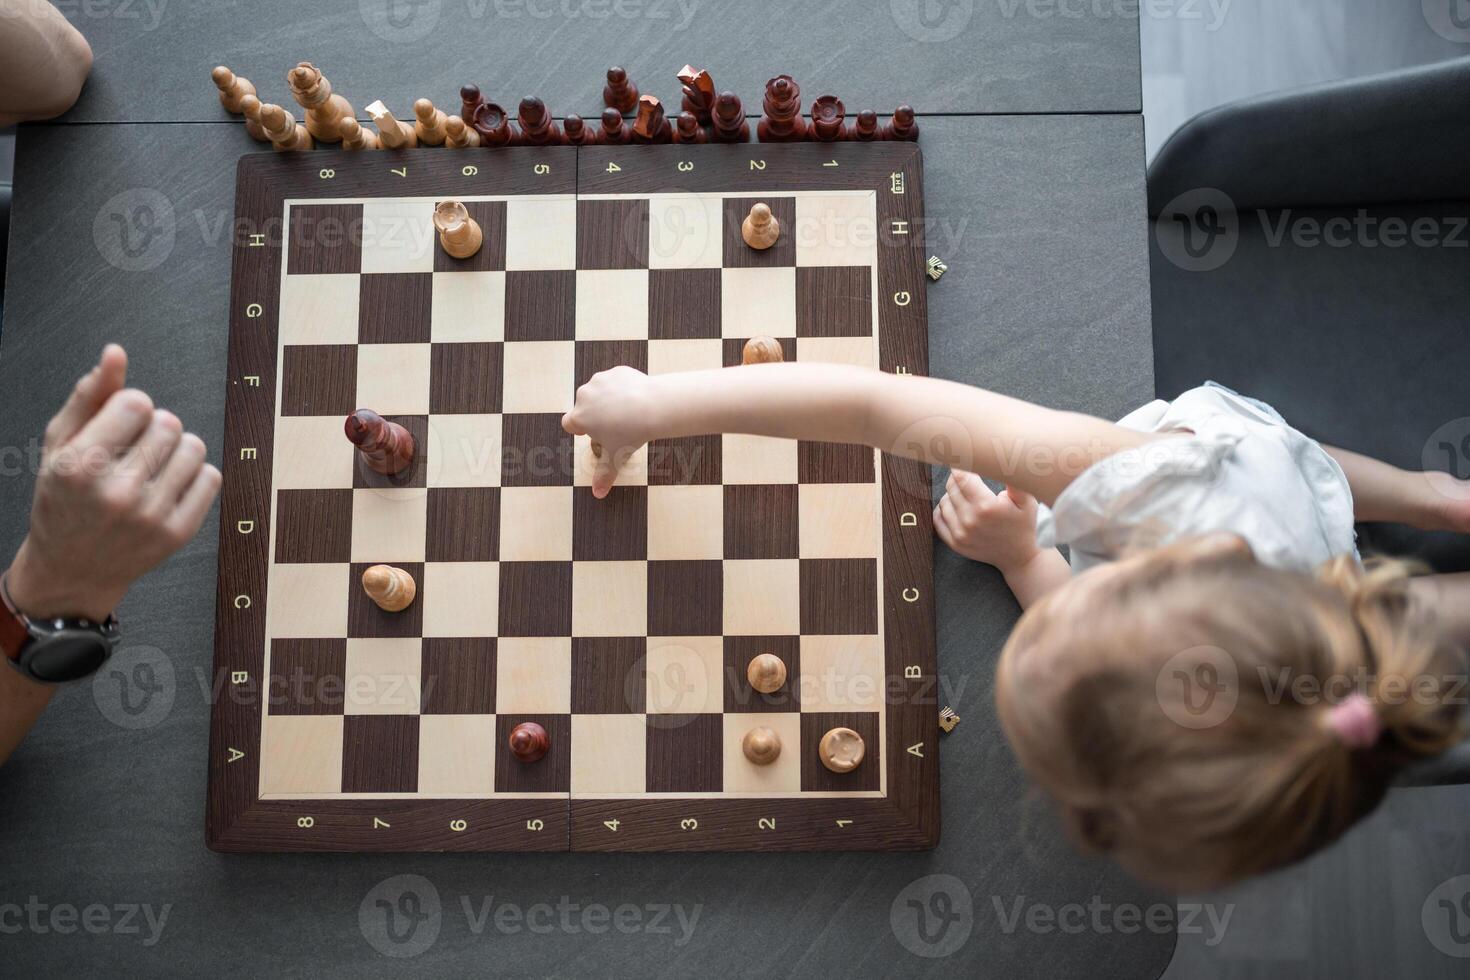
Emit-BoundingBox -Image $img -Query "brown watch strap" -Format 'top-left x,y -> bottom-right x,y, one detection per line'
0,575 -> 32,663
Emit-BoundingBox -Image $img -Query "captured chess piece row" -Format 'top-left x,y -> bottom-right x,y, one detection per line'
211,62 -> 918,153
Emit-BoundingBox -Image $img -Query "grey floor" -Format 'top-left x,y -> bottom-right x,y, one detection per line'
1143,2 -> 1470,977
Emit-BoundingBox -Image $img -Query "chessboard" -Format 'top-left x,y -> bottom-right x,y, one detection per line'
206,141 -> 937,852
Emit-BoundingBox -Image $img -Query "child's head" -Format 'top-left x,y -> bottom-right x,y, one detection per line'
996,534 -> 1466,892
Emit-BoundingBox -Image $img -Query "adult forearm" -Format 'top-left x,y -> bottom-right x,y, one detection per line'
0,0 -> 93,125
0,659 -> 54,766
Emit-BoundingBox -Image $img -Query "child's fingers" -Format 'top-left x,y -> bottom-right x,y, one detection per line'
590,450 -> 622,499
560,410 -> 586,436
947,469 -> 994,506
938,493 -> 964,534
932,501 -> 958,549
1003,485 -> 1037,511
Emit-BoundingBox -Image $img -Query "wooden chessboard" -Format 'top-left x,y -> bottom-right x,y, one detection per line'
207,142 -> 937,852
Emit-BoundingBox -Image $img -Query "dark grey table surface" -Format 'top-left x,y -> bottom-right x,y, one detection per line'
0,115 -> 1166,977
58,0 -> 1142,122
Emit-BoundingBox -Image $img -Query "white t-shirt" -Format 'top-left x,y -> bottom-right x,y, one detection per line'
1035,383 -> 1358,574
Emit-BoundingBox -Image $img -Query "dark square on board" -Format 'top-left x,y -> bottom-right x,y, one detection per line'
797,266 -> 873,338
286,203 -> 363,275
421,637 -> 497,714
722,197 -> 796,267
800,558 -> 879,635
359,272 -> 433,344
348,562 -> 424,638
352,415 -> 429,490
723,635 -> 800,713
280,344 -> 357,417
573,486 -> 647,561
649,269 -> 721,339
430,342 -> 503,415
274,489 -> 352,563
500,413 -> 574,487
494,714 -> 570,793
498,562 -> 573,636
646,713 -> 722,793
341,715 -> 420,793
268,638 -> 347,715
647,560 -> 722,636
505,270 -> 576,341
426,487 -> 500,562
723,484 -> 799,560
800,711 -> 880,792
577,199 -> 649,269
432,200 -> 507,272
571,637 -> 646,714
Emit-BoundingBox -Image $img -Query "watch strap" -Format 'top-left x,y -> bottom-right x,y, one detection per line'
0,574 -> 33,663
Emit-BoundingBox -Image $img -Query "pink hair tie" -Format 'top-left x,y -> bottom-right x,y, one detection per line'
1328,693 -> 1382,749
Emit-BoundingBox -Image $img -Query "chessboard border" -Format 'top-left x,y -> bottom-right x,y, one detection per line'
206,142 -> 937,853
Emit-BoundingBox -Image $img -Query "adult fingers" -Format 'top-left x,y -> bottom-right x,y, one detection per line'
120,411 -> 182,484
149,432 -> 206,503
44,345 -> 129,449
164,465 -> 222,545
68,389 -> 154,458
947,469 -> 993,506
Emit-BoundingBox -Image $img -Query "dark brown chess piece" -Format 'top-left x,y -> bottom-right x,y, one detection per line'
810,95 -> 845,142
631,95 -> 672,144
672,110 -> 706,144
516,96 -> 563,145
851,109 -> 880,141
603,67 -> 638,113
884,104 -> 919,141
563,112 -> 591,145
509,721 -> 549,763
461,85 -> 511,146
757,74 -> 806,142
677,64 -> 716,125
710,91 -> 749,143
597,106 -> 627,145
345,410 -> 414,476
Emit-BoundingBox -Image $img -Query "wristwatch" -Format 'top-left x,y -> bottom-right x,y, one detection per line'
0,574 -> 120,683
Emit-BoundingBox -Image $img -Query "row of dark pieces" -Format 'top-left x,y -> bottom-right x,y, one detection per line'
212,62 -> 918,151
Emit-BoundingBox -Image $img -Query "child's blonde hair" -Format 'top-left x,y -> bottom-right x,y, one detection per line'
996,534 -> 1467,892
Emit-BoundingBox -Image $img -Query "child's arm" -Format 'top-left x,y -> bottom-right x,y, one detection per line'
564,363 -> 1154,504
1324,444 -> 1470,533
935,470 -> 1072,608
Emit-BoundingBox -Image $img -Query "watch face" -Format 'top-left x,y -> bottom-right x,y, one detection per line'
25,631 -> 111,683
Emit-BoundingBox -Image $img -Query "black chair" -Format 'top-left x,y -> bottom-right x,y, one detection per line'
1147,57 -> 1470,786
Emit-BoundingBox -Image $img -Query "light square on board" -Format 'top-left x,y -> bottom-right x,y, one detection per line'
501,341 -> 574,414
498,486 -> 573,561
361,199 -> 435,274
799,483 -> 881,559
795,336 -> 878,370
646,636 -> 723,714
427,414 -> 502,488
572,560 -> 648,637
721,267 -> 796,338
647,338 -> 722,376
495,637 -> 572,714
571,714 -> 647,795
575,270 -> 649,340
274,416 -> 355,490
647,485 -> 723,561
505,196 -> 577,271
648,194 -> 723,269
350,488 -> 427,564
422,561 -> 500,638
356,343 -> 431,416
266,563 -> 348,639
417,715 -> 497,795
721,712 -> 801,794
280,273 -> 359,345
343,638 -> 423,715
724,559 -> 801,635
793,192 -> 878,267
721,434 -> 798,485
430,271 -> 505,343
259,714 -> 343,796
798,635 -> 886,714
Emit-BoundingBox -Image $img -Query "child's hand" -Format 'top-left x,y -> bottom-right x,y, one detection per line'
934,470 -> 1041,572
562,366 -> 660,498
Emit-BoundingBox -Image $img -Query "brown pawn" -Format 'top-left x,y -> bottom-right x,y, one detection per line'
672,110 -> 706,144
211,66 -> 256,113
810,95 -> 845,142
434,200 -> 483,259
741,203 -> 780,250
345,409 -> 415,475
631,95 -> 672,144
237,93 -> 269,142
819,726 -> 866,773
338,117 -> 379,151
741,335 -> 784,365
362,565 -> 416,613
597,106 -> 627,145
742,726 -> 782,766
757,74 -> 806,142
516,97 -> 562,146
460,84 -> 486,121
258,103 -> 313,152
676,64 -> 716,124
851,109 -> 880,142
443,114 -> 479,148
746,652 -> 787,693
474,101 -> 513,146
563,113 -> 593,145
366,99 -> 417,148
413,98 -> 449,145
884,104 -> 919,141
710,91 -> 749,143
287,62 -> 354,143
509,721 -> 549,763
603,66 -> 639,113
